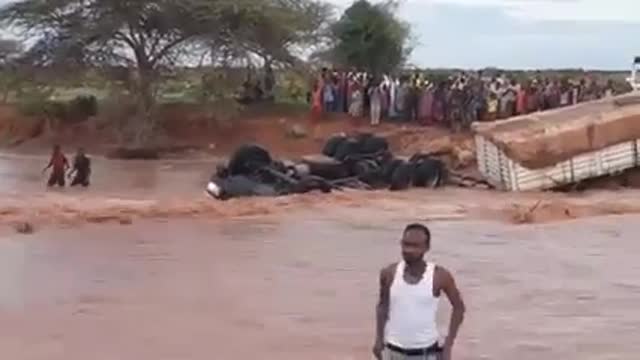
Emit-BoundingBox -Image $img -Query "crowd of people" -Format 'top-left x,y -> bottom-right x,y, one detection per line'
310,68 -> 624,131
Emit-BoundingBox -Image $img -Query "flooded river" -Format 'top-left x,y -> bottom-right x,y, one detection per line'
2,155 -> 640,359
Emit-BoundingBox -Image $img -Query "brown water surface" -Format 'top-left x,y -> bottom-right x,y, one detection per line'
2,214 -> 640,359
2,154 -> 640,359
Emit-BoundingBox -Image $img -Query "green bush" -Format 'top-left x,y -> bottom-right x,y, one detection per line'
16,94 -> 98,123
276,72 -> 308,104
69,95 -> 98,119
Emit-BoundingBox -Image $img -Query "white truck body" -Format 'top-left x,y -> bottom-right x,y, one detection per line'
475,134 -> 640,191
474,94 -> 640,191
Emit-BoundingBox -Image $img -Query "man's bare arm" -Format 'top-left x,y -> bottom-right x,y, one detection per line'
43,157 -> 53,172
375,267 -> 392,344
373,265 -> 396,360
438,266 -> 465,349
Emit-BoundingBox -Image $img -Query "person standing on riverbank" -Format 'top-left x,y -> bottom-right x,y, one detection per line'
373,223 -> 465,360
43,144 -> 69,187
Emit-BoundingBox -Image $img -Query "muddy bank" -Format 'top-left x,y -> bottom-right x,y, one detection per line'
0,100 -> 475,164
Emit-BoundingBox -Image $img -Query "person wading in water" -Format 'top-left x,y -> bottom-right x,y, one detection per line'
373,223 -> 465,360
68,147 -> 91,187
43,144 -> 69,187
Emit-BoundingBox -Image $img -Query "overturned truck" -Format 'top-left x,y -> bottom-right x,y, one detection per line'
206,133 -> 448,200
473,93 -> 640,191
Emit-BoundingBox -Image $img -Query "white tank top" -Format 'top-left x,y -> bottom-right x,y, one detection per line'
384,261 -> 439,349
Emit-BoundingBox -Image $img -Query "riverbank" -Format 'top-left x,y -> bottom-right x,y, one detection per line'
0,100 -> 475,173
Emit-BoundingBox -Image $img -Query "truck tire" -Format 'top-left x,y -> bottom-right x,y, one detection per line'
383,158 -> 405,184
303,155 -> 350,179
294,176 -> 332,194
360,135 -> 389,154
333,138 -> 361,161
353,159 -> 379,177
227,144 -> 272,175
412,159 -> 437,188
356,160 -> 386,187
322,135 -> 347,157
389,162 -> 412,191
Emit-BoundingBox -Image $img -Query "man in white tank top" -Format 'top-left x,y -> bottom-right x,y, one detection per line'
373,223 -> 465,360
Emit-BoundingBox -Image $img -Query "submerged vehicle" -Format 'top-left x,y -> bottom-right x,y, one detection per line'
206,133 -> 448,200
474,92 -> 640,191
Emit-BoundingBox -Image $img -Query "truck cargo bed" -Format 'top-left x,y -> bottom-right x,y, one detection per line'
473,93 -> 640,191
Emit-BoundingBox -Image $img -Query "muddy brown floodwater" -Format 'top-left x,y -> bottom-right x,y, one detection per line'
1,154 -> 640,359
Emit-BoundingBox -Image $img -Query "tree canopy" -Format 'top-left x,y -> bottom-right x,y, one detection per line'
216,0 -> 332,66
0,0 -> 418,141
327,0 -> 411,75
0,0 -> 332,141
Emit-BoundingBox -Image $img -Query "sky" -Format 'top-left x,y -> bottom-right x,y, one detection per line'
0,0 -> 638,70
329,0 -> 640,70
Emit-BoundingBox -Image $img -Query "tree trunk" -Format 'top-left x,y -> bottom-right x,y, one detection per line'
263,57 -> 275,102
128,66 -> 157,146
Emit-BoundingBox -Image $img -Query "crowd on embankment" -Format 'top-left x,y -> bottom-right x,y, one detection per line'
310,68 -> 628,130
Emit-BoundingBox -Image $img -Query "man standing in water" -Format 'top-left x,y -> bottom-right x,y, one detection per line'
373,223 -> 465,360
68,147 -> 91,187
43,144 -> 69,187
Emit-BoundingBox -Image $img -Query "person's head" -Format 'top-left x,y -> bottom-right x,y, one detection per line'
401,223 -> 431,264
77,147 -> 85,156
53,144 -> 61,153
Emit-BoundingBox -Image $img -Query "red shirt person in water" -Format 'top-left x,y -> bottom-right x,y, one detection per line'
43,145 -> 69,187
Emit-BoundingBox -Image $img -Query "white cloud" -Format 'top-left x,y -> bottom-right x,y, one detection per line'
427,0 -> 640,22
330,0 -> 640,22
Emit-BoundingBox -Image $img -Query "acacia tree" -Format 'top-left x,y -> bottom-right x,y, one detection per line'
327,0 -> 411,75
200,0 -> 332,78
195,0 -> 332,104
0,38 -> 21,63
0,38 -> 23,102
0,0 -> 248,142
0,0 -> 333,141
231,0 -> 331,66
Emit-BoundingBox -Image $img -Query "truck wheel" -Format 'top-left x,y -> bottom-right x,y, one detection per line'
412,159 -> 439,187
353,159 -> 379,177
333,138 -> 361,161
322,135 -> 347,157
437,163 -> 448,187
360,135 -> 389,154
294,176 -> 332,194
383,158 -> 405,184
227,144 -> 272,175
389,162 -> 412,191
